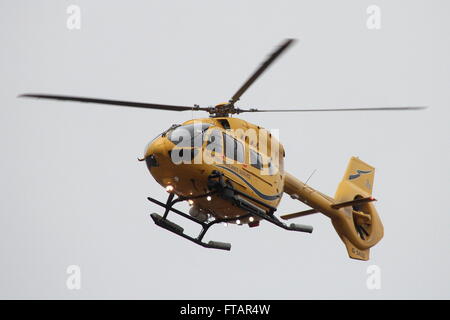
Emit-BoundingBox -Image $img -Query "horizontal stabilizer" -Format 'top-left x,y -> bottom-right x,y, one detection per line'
331,196 -> 376,209
280,208 -> 318,220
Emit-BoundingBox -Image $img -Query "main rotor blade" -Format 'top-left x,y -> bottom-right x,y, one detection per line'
229,38 -> 296,105
237,106 -> 428,113
19,94 -> 209,112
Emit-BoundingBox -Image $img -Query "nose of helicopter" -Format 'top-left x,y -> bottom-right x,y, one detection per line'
143,137 -> 181,189
144,138 -> 167,170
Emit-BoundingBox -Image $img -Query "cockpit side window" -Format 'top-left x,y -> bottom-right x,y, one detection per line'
223,133 -> 244,163
236,140 -> 244,163
268,159 -> 278,175
167,123 -> 212,147
249,149 -> 263,170
205,129 -> 223,154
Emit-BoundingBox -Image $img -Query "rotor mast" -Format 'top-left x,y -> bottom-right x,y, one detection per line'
209,38 -> 296,118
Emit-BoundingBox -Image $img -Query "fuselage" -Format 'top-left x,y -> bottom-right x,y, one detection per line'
143,117 -> 286,224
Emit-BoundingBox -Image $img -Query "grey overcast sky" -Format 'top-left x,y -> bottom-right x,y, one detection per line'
1,0 -> 449,299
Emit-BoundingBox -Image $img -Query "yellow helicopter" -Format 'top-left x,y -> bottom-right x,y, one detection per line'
19,39 -> 426,260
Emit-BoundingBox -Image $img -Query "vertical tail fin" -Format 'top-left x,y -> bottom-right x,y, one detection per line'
333,157 -> 384,261
337,156 -> 374,198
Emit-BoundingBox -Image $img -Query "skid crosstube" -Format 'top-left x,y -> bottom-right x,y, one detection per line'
147,171 -> 313,251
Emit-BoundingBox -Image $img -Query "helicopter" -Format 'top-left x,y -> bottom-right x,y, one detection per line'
19,39 -> 426,260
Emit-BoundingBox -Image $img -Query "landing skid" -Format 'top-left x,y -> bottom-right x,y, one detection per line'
148,192 -> 250,251
147,171 -> 313,251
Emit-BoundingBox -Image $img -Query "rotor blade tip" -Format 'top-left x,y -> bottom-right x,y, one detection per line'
283,38 -> 297,47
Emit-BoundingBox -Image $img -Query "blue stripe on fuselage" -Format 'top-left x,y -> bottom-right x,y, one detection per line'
215,165 -> 281,201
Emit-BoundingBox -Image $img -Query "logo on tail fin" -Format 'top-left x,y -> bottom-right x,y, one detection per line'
349,169 -> 372,180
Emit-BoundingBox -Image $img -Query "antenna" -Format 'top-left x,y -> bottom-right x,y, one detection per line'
305,169 -> 317,185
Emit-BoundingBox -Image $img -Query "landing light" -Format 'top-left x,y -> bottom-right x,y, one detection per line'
206,196 -> 212,201
165,185 -> 174,192
249,217 -> 254,222
236,219 -> 241,225
188,200 -> 194,206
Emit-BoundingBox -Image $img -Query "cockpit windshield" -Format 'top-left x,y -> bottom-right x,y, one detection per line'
144,124 -> 180,156
167,123 -> 212,148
